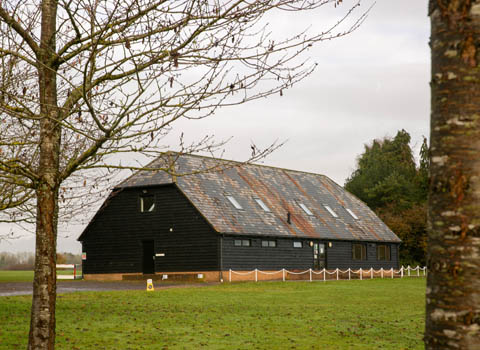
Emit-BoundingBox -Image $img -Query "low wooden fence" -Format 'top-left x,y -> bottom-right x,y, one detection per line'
56,264 -> 83,280
228,265 -> 426,282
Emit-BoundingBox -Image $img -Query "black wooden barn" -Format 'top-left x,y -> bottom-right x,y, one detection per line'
78,153 -> 401,281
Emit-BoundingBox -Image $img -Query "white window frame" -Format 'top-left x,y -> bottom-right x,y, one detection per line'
346,208 -> 359,220
298,202 -> 313,216
140,195 -> 155,212
226,195 -> 243,210
234,239 -> 251,247
324,205 -> 338,218
254,198 -> 271,212
262,240 -> 276,247
293,241 -> 303,248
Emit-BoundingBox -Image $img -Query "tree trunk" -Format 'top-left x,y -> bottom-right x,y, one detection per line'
28,1 -> 60,349
426,1 -> 480,348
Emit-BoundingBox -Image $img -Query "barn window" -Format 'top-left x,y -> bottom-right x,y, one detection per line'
261,240 -> 276,247
298,203 -> 313,216
140,195 -> 155,212
346,208 -> 359,220
293,241 -> 303,248
352,243 -> 367,260
254,198 -> 271,212
234,239 -> 251,247
226,195 -> 243,210
324,205 -> 338,218
377,245 -> 391,261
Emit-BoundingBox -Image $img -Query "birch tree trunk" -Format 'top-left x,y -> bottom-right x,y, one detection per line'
426,0 -> 480,348
28,1 -> 60,349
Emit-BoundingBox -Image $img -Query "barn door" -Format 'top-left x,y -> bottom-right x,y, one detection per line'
313,243 -> 326,270
142,240 -> 155,274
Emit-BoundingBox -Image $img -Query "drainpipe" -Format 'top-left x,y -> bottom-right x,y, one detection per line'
219,234 -> 224,282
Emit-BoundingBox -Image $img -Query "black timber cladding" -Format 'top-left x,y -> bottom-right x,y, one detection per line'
222,236 -> 398,270
323,240 -> 398,270
80,185 -> 219,274
222,236 -> 313,270
116,153 -> 401,243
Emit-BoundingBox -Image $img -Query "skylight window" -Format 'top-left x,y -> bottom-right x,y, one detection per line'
226,195 -> 243,210
346,208 -> 359,220
298,203 -> 313,216
324,205 -> 338,218
254,198 -> 271,212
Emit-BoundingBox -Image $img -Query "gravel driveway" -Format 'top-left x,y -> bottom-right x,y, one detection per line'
0,280 -> 213,296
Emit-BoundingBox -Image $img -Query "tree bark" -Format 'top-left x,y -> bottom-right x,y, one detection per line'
426,1 -> 480,349
28,1 -> 60,349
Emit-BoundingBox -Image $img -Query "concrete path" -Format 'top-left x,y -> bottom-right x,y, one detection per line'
0,280 -> 214,296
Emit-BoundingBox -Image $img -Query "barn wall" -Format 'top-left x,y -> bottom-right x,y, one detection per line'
221,236 -> 313,270
80,185 -> 219,274
222,236 -> 400,270
326,241 -> 399,270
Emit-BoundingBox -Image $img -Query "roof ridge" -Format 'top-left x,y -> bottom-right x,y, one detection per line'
164,151 -> 330,179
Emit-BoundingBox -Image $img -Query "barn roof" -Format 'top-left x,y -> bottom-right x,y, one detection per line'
114,152 -> 400,243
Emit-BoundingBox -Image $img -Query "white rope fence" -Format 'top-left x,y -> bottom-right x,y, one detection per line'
228,265 -> 426,282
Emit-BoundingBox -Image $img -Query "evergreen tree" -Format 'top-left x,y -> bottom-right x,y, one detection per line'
345,130 -> 428,266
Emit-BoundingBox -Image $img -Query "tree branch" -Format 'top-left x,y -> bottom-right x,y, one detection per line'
0,6 -> 40,56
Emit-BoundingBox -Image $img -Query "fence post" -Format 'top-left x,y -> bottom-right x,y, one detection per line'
391,268 -> 394,279
255,268 -> 258,282
401,267 -> 404,278
408,265 -> 411,277
336,268 -> 339,281
229,269 -> 231,282
282,268 -> 285,282
323,268 -> 326,282
417,266 -> 420,277
309,268 -> 312,282
371,268 -> 373,279
360,268 -> 362,280
381,268 -> 384,279
348,268 -> 351,280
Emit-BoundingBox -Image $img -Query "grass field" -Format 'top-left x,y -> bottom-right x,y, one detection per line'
0,270 -> 34,282
0,270 -> 82,282
0,278 -> 425,350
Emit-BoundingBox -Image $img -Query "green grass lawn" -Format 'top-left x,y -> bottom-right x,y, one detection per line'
0,270 -> 34,282
0,270 -> 82,282
0,278 -> 425,350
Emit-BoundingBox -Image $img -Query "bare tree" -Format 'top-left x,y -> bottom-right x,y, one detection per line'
0,0 -> 365,349
426,0 -> 480,348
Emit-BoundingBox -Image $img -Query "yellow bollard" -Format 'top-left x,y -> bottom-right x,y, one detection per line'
146,278 -> 154,292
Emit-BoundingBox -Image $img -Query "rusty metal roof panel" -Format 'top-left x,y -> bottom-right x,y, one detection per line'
117,153 -> 400,243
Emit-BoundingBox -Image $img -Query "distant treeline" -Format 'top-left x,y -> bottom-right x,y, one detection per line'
0,252 -> 81,270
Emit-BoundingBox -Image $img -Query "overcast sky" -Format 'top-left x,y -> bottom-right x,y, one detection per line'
169,0 -> 430,185
0,0 -> 430,254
